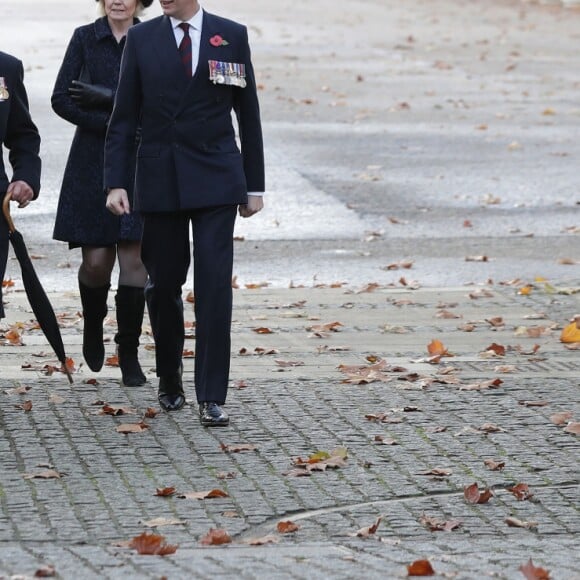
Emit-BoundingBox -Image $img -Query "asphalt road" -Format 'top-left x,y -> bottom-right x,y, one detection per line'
3,0 -> 580,290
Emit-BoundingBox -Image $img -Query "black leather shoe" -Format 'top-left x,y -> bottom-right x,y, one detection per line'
199,402 -> 229,427
158,372 -> 185,412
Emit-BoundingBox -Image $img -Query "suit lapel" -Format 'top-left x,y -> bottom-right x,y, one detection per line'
154,16 -> 189,93
178,12 -> 218,110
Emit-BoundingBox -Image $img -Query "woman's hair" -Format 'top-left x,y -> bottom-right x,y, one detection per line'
97,1 -> 145,18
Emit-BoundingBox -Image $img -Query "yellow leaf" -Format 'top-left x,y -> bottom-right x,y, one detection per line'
560,322 -> 580,344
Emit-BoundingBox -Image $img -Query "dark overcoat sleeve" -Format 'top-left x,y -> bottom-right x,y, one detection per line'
51,27 -> 110,134
233,26 -> 265,193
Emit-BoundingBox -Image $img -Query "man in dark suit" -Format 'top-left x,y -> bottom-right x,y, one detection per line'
0,51 -> 42,319
104,0 -> 264,426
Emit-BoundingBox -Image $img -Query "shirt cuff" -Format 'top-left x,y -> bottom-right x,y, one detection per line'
248,192 -> 264,196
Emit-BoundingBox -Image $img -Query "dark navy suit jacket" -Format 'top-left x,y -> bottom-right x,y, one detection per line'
0,51 -> 41,317
104,12 -> 265,212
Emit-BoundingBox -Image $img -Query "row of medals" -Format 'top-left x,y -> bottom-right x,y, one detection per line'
208,60 -> 246,88
0,78 -> 9,101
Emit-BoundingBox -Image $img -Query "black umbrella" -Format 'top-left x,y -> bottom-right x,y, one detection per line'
2,192 -> 73,383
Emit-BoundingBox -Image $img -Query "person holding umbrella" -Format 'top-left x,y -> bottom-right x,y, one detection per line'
0,50 -> 41,319
51,0 -> 154,386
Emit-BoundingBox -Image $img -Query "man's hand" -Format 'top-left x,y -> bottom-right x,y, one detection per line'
7,180 -> 34,208
106,188 -> 131,215
238,195 -> 264,218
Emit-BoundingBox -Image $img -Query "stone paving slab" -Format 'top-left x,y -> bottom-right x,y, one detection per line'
0,285 -> 578,578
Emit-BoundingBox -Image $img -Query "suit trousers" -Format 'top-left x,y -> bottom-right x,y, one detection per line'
141,205 -> 237,404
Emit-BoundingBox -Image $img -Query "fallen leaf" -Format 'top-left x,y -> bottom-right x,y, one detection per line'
407,559 -> 436,576
217,471 -> 237,480
507,483 -> 534,501
563,422 -> 580,435
478,422 -> 505,433
464,482 -> 494,504
560,321 -> 580,343
550,411 -> 573,425
155,487 -> 176,497
245,535 -> 279,545
178,489 -> 229,500
116,422 -> 149,434
519,558 -> 551,579
419,514 -> 462,532
353,516 -> 382,538
16,400 -> 33,412
427,339 -> 451,357
144,408 -> 159,419
505,516 -> 537,529
22,470 -> 61,480
220,443 -> 258,453
143,517 -> 186,528
33,565 -> 56,577
484,459 -> 505,471
277,520 -> 300,534
199,528 -> 232,546
417,468 -> 452,477
99,404 -> 136,416
49,394 -> 66,404
129,532 -> 178,555
374,435 -> 399,445
105,354 -> 119,367
518,400 -> 548,407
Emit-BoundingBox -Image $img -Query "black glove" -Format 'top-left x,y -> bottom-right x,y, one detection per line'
68,80 -> 113,110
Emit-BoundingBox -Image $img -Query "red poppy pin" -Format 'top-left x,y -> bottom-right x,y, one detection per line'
210,34 -> 229,47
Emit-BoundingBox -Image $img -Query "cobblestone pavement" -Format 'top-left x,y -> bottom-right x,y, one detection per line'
0,283 -> 579,579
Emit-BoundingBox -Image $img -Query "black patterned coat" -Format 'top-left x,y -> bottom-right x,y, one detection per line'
52,17 -> 142,246
0,51 -> 41,318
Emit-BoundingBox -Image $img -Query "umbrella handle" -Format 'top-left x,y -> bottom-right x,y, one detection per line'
2,191 -> 16,234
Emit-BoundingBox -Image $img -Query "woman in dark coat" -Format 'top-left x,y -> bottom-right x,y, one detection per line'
52,0 -> 153,386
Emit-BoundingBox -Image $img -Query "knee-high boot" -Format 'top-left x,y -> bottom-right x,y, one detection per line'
115,285 -> 146,386
78,281 -> 110,372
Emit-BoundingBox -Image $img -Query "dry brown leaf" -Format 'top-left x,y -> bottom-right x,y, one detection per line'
417,468 -> 452,478
419,514 -> 462,532
22,470 -> 62,480
563,422 -> 580,435
33,564 -> 56,577
353,516 -> 382,538
464,482 -> 494,504
407,559 -> 436,576
99,404 -> 136,416
129,532 -> 178,555
155,487 -> 176,497
16,400 -> 33,412
550,411 -> 573,425
478,422 -> 505,433
507,483 -> 534,501
178,489 -> 228,500
199,528 -> 232,546
220,443 -> 258,453
484,459 -> 505,471
245,535 -> 279,545
143,517 -> 186,528
116,422 -> 149,434
277,520 -> 300,534
518,400 -> 548,407
505,516 -> 537,529
519,558 -> 551,579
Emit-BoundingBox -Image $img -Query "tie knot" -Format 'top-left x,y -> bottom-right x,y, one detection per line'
179,22 -> 190,34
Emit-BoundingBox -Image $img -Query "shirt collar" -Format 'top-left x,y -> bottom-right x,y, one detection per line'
170,7 -> 204,31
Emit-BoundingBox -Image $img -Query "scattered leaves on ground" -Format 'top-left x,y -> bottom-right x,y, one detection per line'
129,532 -> 178,555
464,482 -> 494,504
199,528 -> 232,546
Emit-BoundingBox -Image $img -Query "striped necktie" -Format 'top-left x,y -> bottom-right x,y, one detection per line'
178,23 -> 192,77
